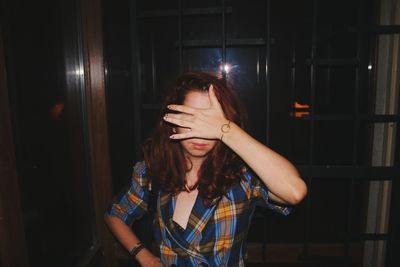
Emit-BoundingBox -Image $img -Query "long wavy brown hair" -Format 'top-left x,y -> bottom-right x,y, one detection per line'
143,72 -> 247,206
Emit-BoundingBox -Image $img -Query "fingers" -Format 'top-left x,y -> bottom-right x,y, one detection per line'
208,84 -> 221,108
167,104 -> 197,114
169,132 -> 193,139
163,113 -> 194,128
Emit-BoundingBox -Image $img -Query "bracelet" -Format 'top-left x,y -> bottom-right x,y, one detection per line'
220,120 -> 231,141
129,242 -> 145,259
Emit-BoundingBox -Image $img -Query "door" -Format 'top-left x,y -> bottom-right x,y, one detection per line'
0,0 -> 115,266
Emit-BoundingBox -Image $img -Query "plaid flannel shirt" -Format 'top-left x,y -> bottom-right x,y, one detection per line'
107,161 -> 292,267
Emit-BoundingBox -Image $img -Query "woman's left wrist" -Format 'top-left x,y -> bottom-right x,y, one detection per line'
219,120 -> 238,143
220,120 -> 231,141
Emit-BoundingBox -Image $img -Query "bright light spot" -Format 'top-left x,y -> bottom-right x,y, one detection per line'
368,65 -> 372,70
220,63 -> 231,74
75,68 -> 84,76
224,64 -> 230,73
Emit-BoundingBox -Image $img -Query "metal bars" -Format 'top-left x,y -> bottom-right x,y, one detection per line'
178,0 -> 183,72
262,1 -> 272,262
132,0 -> 400,265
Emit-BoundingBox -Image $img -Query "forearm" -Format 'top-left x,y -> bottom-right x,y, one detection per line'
104,214 -> 153,264
222,122 -> 307,205
104,214 -> 141,251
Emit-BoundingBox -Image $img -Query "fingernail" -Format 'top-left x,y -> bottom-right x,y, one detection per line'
169,135 -> 175,139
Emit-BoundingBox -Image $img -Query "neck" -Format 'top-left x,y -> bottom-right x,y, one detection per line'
185,155 -> 204,171
185,157 -> 204,188
185,168 -> 199,188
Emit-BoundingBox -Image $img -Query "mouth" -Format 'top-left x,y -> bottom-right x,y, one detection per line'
191,142 -> 208,149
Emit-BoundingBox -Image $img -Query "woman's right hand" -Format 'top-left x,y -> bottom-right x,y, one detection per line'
136,248 -> 164,267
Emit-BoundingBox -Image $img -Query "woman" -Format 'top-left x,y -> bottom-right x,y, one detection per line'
105,72 -> 307,267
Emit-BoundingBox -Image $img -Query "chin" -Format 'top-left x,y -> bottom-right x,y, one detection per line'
188,151 -> 210,158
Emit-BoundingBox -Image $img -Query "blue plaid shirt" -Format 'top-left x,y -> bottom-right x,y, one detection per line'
107,161 -> 292,266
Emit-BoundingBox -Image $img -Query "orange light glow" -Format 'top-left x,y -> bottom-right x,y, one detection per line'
291,101 -> 310,118
294,101 -> 310,109
49,103 -> 65,120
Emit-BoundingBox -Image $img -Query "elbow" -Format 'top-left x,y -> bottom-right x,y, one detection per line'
289,178 -> 308,205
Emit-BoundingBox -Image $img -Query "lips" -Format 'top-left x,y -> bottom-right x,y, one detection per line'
192,142 -> 208,149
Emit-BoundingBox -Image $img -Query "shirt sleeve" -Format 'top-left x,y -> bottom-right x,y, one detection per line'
105,161 -> 149,226
243,169 -> 292,216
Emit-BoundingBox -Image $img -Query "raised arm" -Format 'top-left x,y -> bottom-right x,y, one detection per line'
163,85 -> 307,205
217,121 -> 307,205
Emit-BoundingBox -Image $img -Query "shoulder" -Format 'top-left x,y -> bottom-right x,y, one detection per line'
238,165 -> 268,196
240,165 -> 258,185
133,161 -> 146,176
132,161 -> 150,188
236,165 -> 257,199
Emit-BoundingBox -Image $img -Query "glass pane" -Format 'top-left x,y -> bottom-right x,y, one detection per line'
360,122 -> 398,167
183,14 -> 221,42
363,180 -> 392,234
141,108 -> 162,145
270,100 -> 312,165
4,0 -> 94,265
308,178 -> 369,244
277,119 -> 311,165
351,180 -> 370,236
271,0 -> 313,59
139,17 -> 180,104
316,0 -> 358,58
363,34 -> 400,115
313,121 -> 355,165
309,178 -> 352,241
268,0 -> 313,163
183,47 -> 221,73
315,66 -> 357,115
104,0 -> 138,192
293,64 -> 312,120
226,47 -> 266,141
226,0 -> 267,40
